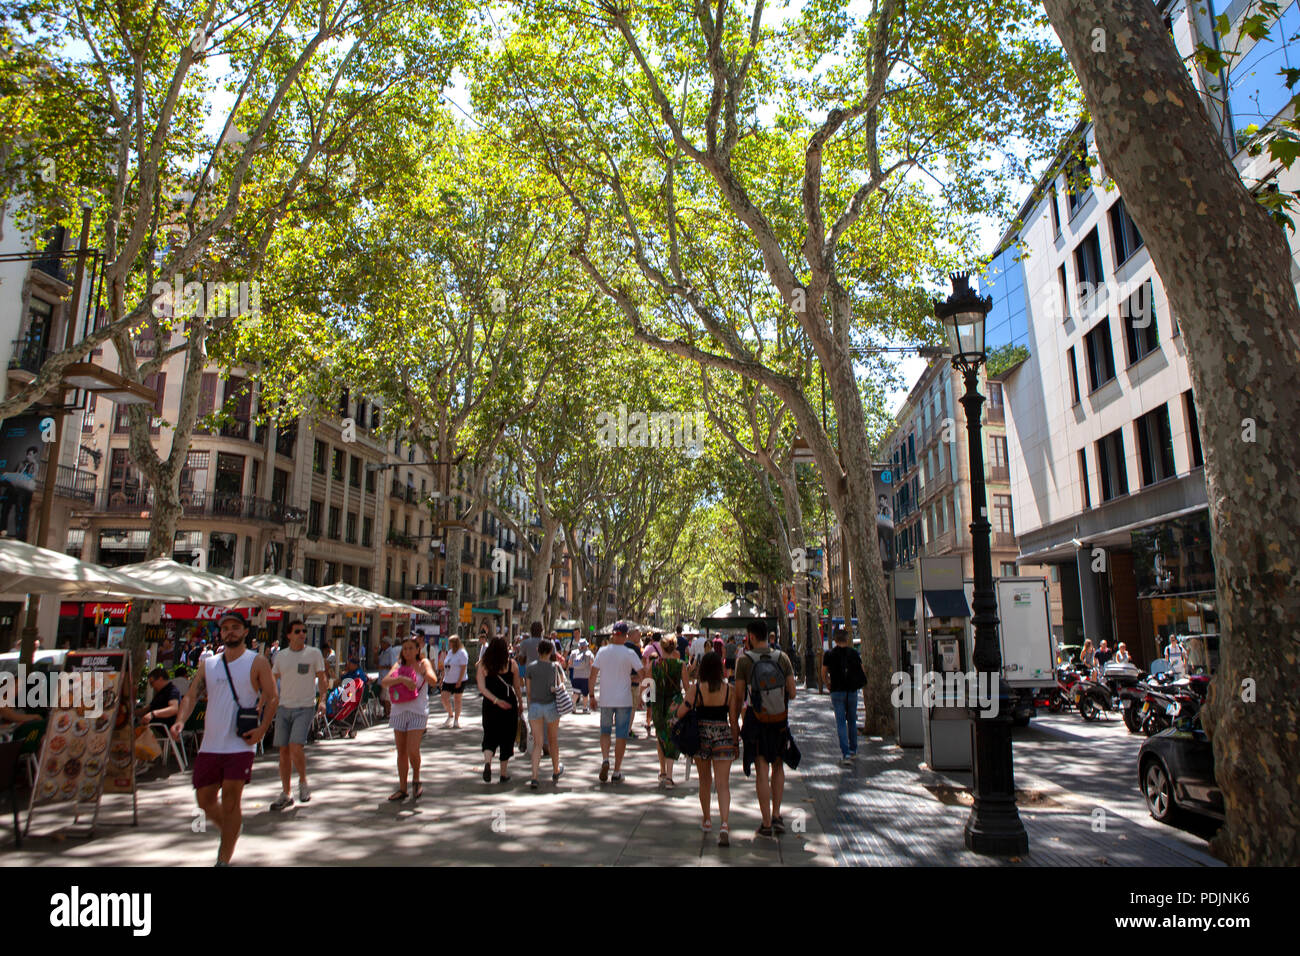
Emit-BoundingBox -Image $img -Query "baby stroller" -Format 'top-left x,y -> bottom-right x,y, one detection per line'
317,677 -> 366,739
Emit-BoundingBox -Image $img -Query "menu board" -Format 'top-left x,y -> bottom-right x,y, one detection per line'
26,651 -> 134,830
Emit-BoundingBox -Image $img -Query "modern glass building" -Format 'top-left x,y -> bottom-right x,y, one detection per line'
981,244 -> 1031,351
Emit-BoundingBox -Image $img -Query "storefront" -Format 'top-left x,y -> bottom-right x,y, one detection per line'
1130,510 -> 1218,673
56,601 -> 284,661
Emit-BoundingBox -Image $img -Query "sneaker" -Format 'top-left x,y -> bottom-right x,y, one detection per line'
755,824 -> 775,839
840,756 -> 852,767
599,760 -> 609,783
483,763 -> 492,783
442,717 -> 453,728
552,763 -> 565,782
772,815 -> 786,834
299,783 -> 311,803
270,792 -> 294,811
611,771 -> 624,783
529,778 -> 539,789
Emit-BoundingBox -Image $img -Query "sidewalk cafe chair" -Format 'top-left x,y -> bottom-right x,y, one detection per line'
147,721 -> 188,771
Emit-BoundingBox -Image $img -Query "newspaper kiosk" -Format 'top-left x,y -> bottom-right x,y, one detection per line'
916,557 -> 974,771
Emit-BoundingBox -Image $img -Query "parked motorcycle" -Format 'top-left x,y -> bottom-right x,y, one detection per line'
1135,671 -> 1209,735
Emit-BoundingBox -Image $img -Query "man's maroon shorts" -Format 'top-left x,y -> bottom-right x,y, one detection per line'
193,751 -> 255,789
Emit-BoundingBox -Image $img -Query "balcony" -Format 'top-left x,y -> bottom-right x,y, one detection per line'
514,567 -> 532,581
53,464 -> 97,502
8,331 -> 50,375
992,531 -> 1017,549
987,405 -> 1005,424
93,488 -> 305,524
386,530 -> 417,551
988,464 -> 1010,483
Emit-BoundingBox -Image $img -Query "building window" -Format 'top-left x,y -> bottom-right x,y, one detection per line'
1084,319 -> 1117,392
1057,265 -> 1070,322
992,494 -> 1014,534
1079,448 -> 1092,509
346,511 -> 358,544
1122,281 -> 1159,365
313,440 -> 327,475
331,448 -> 345,481
1000,562 -> 1019,578
1064,148 -> 1091,216
365,466 -> 376,494
363,515 -> 374,547
1073,227 -> 1105,299
1184,390 -> 1203,468
1096,428 -> 1128,501
179,450 -> 209,502
328,505 -> 341,540
208,532 -> 237,577
82,393 -> 97,432
308,500 -> 323,537
1110,198 -> 1145,267
349,455 -> 361,488
1067,346 -> 1081,405
1135,404 -> 1176,486
989,434 -> 1008,474
1049,185 -> 1061,236
359,567 -> 371,590
271,468 -> 288,506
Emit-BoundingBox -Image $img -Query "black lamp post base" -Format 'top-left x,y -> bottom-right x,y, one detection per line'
963,800 -> 1029,856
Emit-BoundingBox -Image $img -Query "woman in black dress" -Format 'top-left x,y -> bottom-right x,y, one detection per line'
476,636 -> 522,783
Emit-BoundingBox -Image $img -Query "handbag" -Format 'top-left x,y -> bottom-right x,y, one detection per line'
670,686 -> 701,758
221,653 -> 261,738
553,663 -> 574,717
388,665 -> 418,703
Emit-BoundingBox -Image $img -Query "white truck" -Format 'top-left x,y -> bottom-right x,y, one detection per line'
962,577 -> 1058,725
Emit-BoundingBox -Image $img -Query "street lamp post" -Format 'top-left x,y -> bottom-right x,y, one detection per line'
935,273 -> 1028,856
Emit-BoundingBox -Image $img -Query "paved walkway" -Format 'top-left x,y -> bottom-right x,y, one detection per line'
1,687 -> 1221,867
2,693 -> 834,867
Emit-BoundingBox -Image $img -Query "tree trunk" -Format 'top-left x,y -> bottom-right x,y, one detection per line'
1043,0 -> 1300,865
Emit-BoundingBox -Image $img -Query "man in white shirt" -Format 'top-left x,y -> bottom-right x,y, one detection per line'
688,629 -> 707,663
270,620 -> 327,810
590,621 -> 646,784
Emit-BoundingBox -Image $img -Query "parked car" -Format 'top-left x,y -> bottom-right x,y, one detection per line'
1137,711 -> 1224,825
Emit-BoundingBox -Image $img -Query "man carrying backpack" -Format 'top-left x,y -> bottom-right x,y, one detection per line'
735,621 -> 797,839
820,625 -> 867,766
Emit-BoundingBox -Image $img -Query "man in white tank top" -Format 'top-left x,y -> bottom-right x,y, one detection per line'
172,611 -> 278,866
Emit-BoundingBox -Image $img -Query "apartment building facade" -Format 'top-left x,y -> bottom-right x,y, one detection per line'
991,0 -> 1300,667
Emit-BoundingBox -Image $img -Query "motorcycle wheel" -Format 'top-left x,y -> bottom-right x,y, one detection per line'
1122,702 -> 1143,733
1078,697 -> 1100,721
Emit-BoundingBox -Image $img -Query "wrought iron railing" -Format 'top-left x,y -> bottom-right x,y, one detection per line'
94,488 -> 304,523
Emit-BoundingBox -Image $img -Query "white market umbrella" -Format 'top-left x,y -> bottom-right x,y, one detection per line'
0,538 -> 185,601
237,573 -> 366,614
321,582 -> 430,617
115,558 -> 266,607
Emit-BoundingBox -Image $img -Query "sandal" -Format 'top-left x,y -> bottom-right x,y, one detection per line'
718,824 -> 730,847
665,778 -> 675,789
413,784 -> 424,800
701,819 -> 713,832
387,790 -> 407,802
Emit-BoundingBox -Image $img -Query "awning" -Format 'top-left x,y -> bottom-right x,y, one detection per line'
895,598 -> 915,621
923,590 -> 971,619
472,607 -> 502,616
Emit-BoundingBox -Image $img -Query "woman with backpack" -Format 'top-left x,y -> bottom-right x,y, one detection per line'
675,650 -> 739,845
820,626 -> 866,766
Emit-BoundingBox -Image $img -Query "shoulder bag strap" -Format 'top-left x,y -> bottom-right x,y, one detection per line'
220,653 -> 244,709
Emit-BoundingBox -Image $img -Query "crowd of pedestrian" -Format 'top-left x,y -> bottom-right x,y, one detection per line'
169,611 -> 857,865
